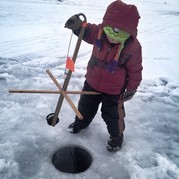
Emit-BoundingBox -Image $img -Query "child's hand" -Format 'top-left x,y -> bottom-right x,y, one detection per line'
65,14 -> 82,30
123,90 -> 136,101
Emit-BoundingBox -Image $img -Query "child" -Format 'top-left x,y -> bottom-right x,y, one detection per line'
65,0 -> 142,152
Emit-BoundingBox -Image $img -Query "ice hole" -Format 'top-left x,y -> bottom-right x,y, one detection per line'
52,145 -> 92,173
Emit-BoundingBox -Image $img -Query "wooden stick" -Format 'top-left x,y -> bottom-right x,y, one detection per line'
46,69 -> 83,120
50,17 -> 87,126
9,89 -> 100,95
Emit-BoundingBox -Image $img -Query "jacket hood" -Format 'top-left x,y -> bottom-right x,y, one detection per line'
102,0 -> 140,38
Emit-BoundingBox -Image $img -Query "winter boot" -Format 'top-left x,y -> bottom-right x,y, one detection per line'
106,134 -> 123,152
68,122 -> 81,134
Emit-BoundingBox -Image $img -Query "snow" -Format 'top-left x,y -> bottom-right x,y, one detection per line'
0,0 -> 179,178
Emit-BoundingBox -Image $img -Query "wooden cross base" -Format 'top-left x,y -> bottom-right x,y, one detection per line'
9,69 -> 100,122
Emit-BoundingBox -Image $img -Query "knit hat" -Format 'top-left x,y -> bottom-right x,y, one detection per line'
95,26 -> 129,73
103,26 -> 131,44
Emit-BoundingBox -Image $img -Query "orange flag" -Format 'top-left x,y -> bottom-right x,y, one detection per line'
66,57 -> 74,72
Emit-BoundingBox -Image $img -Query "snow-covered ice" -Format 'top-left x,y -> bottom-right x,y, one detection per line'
0,0 -> 179,178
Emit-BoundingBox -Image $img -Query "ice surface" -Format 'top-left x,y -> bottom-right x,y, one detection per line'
0,0 -> 179,178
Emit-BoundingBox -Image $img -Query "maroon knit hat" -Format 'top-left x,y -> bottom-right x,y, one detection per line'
102,0 -> 140,38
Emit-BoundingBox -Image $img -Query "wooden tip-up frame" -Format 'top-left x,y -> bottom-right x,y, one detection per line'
9,13 -> 93,126
9,89 -> 100,95
9,69 -> 100,121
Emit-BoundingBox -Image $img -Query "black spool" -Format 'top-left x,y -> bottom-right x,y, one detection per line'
46,113 -> 59,126
52,145 -> 92,173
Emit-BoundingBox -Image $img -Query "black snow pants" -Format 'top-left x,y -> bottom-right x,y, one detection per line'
74,81 -> 125,137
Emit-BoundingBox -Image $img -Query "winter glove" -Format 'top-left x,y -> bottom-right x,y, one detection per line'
65,14 -> 82,30
106,60 -> 118,73
123,89 -> 136,102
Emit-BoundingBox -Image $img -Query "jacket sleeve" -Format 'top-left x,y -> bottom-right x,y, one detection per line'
125,44 -> 143,91
73,23 -> 99,45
